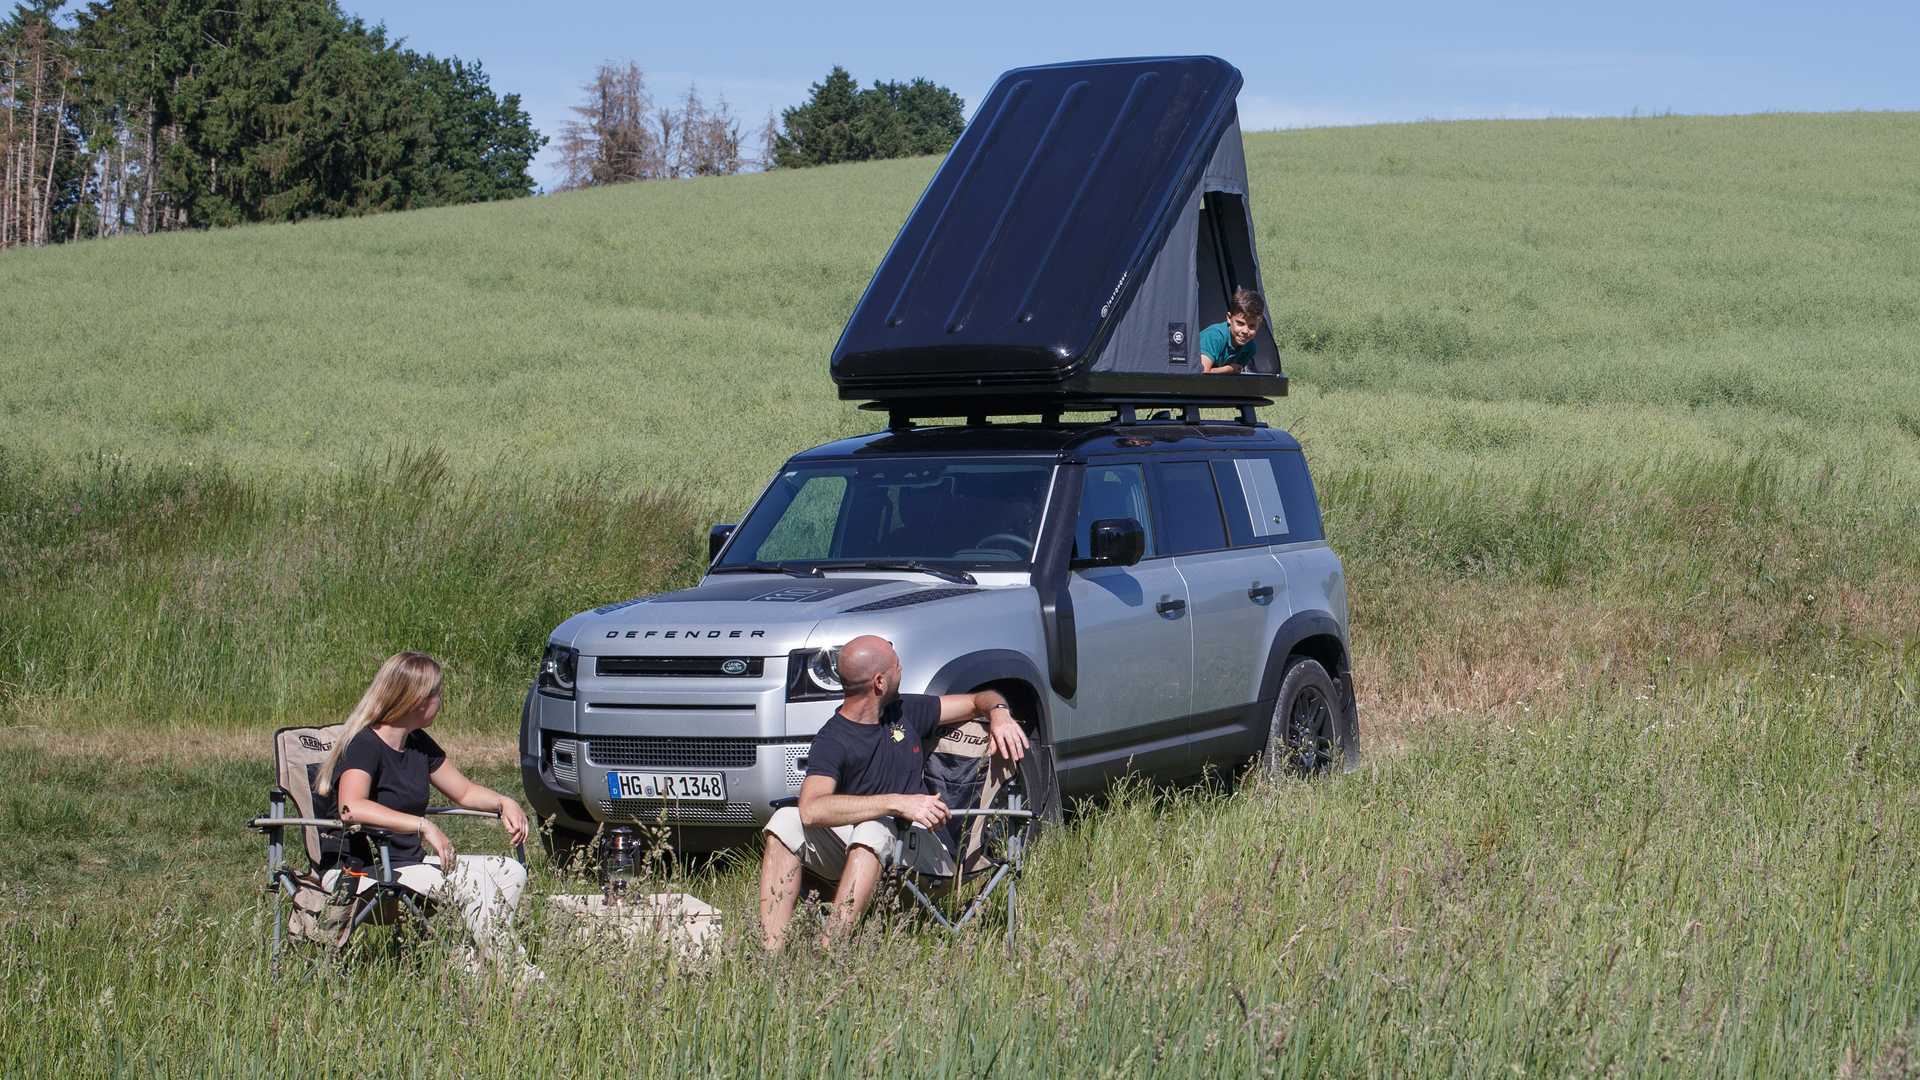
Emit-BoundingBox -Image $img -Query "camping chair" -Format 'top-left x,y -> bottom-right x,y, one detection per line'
246,724 -> 525,966
778,720 -> 1053,944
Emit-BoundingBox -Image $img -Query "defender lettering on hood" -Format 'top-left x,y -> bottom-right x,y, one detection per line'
603,628 -> 769,639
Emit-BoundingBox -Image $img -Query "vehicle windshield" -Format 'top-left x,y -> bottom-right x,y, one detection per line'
717,458 -> 1055,570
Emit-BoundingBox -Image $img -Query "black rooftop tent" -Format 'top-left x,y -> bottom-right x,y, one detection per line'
831,55 -> 1286,413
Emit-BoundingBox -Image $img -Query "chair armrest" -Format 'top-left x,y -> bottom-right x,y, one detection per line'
418,809 -> 529,866
769,797 -> 799,809
247,816 -> 348,831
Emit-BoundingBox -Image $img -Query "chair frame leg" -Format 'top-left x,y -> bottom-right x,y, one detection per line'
265,809 -> 287,972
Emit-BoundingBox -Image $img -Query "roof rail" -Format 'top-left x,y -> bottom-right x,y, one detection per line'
870,395 -> 1271,432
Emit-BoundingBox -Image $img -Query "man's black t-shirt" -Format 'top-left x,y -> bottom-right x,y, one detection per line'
320,726 -> 446,868
805,693 -> 942,798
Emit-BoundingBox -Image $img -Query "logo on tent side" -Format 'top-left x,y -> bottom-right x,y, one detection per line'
1099,271 -> 1129,318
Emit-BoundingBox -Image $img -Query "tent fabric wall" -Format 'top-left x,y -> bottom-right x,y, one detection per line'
1090,111 -> 1275,376
1202,114 -> 1249,196
1095,207 -> 1199,374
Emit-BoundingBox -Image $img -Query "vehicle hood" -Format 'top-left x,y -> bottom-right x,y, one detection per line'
552,576 -> 926,654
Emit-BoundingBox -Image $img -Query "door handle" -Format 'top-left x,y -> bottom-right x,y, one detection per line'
1247,585 -> 1275,603
1155,598 -> 1187,616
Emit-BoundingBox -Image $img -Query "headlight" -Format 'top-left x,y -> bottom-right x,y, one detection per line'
539,643 -> 578,697
786,647 -> 842,701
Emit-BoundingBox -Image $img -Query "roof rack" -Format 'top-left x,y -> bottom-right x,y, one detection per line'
867,395 -> 1272,432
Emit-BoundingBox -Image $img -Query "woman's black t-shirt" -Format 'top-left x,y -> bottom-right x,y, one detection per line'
327,726 -> 446,868
804,694 -> 942,798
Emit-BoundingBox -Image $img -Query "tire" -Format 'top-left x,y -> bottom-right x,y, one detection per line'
980,741 -> 1061,862
1263,657 -> 1345,779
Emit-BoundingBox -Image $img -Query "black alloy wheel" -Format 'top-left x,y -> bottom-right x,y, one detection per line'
1266,657 -> 1342,779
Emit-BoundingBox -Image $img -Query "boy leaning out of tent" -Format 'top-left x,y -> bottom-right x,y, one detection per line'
1199,288 -> 1265,374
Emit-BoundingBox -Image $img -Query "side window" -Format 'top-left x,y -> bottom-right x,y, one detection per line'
1230,456 -> 1290,542
1075,464 -> 1157,560
1270,452 -> 1325,542
753,475 -> 847,560
1210,459 -> 1259,547
1149,461 -> 1228,554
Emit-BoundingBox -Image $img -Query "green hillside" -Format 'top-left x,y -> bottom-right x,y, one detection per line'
4,111 -> 1917,505
3,113 -> 1919,1074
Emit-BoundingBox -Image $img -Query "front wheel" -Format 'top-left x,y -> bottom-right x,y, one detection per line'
1262,657 -> 1348,779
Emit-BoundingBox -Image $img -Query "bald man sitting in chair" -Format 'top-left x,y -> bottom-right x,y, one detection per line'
758,635 -> 1030,951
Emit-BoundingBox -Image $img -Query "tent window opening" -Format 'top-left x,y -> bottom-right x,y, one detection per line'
1194,191 -> 1274,375
1196,192 -> 1253,331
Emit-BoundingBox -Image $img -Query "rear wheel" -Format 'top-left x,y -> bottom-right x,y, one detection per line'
1263,657 -> 1344,779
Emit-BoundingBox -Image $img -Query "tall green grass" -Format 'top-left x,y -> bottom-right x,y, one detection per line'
3,447 -> 1910,740
2,111 -> 1918,1074
2,113 -> 1916,509
4,667 -> 1915,1075
0,447 -> 707,731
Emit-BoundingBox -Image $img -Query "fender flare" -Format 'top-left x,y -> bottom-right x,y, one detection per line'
1256,610 -> 1359,763
925,649 -> 1054,745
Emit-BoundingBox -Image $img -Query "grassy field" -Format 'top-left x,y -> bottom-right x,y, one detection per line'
2,111 -> 1918,1075
2,111 -> 1917,505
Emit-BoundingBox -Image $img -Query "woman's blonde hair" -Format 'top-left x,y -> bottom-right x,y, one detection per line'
315,651 -> 444,796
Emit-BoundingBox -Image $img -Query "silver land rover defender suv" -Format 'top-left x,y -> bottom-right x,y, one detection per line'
522,54 -> 1360,853
519,412 -> 1357,854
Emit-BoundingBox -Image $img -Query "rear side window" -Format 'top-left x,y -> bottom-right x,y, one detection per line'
1219,451 -> 1323,544
1148,461 -> 1228,554
1075,464 -> 1158,559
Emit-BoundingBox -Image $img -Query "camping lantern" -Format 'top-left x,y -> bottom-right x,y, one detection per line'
599,825 -> 638,903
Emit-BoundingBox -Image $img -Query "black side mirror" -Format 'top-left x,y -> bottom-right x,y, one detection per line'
1085,518 -> 1145,568
707,523 -> 736,564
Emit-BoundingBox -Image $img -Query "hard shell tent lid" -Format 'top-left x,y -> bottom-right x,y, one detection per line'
831,55 -> 1286,408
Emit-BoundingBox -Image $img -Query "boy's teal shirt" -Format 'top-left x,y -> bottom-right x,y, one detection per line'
1198,322 -> 1257,369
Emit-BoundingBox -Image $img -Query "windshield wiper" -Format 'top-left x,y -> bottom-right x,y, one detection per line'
709,562 -> 824,578
814,561 -> 977,585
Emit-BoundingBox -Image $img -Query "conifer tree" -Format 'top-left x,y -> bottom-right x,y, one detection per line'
2,0 -> 545,248
770,66 -> 964,169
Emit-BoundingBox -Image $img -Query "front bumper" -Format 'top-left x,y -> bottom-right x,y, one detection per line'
519,673 -> 834,852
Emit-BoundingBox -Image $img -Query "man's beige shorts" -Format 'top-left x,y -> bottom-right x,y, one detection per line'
764,806 -> 898,882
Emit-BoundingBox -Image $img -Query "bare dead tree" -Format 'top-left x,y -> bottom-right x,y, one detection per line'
654,96 -> 678,178
558,64 -> 752,188
755,110 -> 780,170
558,61 -> 665,189
674,87 -> 744,178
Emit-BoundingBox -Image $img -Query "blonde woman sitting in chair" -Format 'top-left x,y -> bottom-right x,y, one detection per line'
313,650 -> 536,977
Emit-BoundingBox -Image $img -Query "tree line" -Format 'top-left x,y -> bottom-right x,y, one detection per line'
1,0 -> 542,250
557,63 -> 965,189
2,0 -> 974,248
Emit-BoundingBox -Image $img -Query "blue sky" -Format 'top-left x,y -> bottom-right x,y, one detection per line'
353,0 -> 1920,191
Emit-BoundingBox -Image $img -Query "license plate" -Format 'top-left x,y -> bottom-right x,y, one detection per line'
605,771 -> 727,802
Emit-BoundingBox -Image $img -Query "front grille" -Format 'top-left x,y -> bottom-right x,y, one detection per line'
585,736 -> 760,770
598,799 -> 760,825
595,656 -> 765,677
